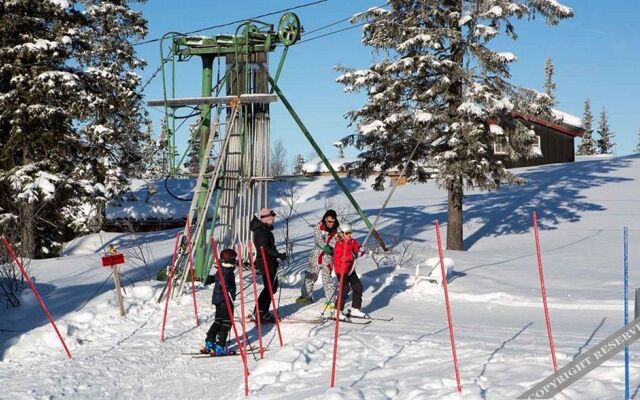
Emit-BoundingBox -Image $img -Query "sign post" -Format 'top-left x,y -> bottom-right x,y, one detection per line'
102,245 -> 126,317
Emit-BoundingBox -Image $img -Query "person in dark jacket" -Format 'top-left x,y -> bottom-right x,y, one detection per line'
201,248 -> 237,355
250,207 -> 286,321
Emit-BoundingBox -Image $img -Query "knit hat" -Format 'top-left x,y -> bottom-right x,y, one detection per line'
220,248 -> 237,264
340,223 -> 352,233
259,208 -> 276,219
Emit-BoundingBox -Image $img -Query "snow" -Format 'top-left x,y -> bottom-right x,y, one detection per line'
545,0 -> 574,16
490,124 -> 504,135
552,108 -> 583,128
457,101 -> 484,117
497,52 -> 517,62
3,155 -> 640,399
414,110 -> 433,123
301,157 -> 358,175
49,0 -> 71,8
459,14 -> 473,26
484,6 -> 503,18
106,178 -> 195,221
37,71 -> 79,87
358,120 -> 385,135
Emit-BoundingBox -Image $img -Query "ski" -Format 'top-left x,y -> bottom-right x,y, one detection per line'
351,316 -> 393,322
191,351 -> 239,359
328,317 -> 372,325
184,349 -> 266,357
243,315 -> 327,325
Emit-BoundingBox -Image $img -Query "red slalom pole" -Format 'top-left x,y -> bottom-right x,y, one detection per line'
1,237 -> 72,359
185,224 -> 199,327
330,242 -> 348,388
532,211 -> 558,373
236,243 -> 249,359
211,239 -> 249,396
259,246 -> 283,347
434,220 -> 462,393
161,232 -> 181,342
248,242 -> 264,358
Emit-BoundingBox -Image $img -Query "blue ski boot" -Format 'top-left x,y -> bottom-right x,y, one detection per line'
200,341 -> 216,354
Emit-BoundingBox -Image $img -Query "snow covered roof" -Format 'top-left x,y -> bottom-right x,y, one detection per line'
551,109 -> 583,129
513,109 -> 585,138
302,157 -> 357,174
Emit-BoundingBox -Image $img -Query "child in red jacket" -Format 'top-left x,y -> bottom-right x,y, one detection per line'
333,223 -> 370,320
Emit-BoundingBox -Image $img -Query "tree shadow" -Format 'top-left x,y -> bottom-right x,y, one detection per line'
464,156 -> 635,249
573,317 -> 606,360
356,267 -> 411,314
63,228 -> 180,256
0,252 -> 173,360
476,322 -> 534,399
269,177 -> 366,204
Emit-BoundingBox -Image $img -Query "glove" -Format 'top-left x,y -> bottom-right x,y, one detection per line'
278,252 -> 287,261
322,245 -> 333,255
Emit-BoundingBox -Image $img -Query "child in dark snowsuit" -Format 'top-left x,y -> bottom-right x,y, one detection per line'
201,248 -> 237,355
333,224 -> 370,320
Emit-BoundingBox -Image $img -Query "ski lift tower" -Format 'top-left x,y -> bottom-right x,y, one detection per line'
148,13 -> 386,285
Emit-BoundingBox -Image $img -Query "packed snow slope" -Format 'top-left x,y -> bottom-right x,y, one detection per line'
1,155 -> 639,399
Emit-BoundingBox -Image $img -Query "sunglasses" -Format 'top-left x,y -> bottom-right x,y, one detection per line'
260,210 -> 276,218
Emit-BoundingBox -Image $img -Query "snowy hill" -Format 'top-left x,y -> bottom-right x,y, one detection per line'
2,155 -> 640,399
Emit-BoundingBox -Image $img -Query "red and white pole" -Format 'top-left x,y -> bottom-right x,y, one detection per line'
160,232 -> 181,342
330,242 -> 349,388
532,211 -> 558,372
211,239 -> 249,396
259,246 -> 283,347
248,242 -> 264,358
1,237 -> 72,359
236,243 -> 248,359
434,220 -> 462,393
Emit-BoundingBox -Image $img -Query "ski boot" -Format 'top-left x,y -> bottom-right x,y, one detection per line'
348,308 -> 371,319
295,295 -> 313,305
200,341 -> 216,354
323,301 -> 335,311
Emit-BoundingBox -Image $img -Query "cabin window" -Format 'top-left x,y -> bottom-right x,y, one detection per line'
493,137 -> 509,155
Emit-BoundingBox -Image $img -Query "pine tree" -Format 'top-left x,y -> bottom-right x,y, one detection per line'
544,56 -> 557,106
0,0 -> 148,257
635,129 -> 640,153
72,0 -> 150,229
293,154 -> 306,175
576,98 -> 596,155
337,0 -> 573,250
596,107 -> 615,154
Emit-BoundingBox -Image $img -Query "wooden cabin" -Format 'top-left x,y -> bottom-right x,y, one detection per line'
494,111 -> 585,169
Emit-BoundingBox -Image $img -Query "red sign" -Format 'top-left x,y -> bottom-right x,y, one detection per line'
101,254 -> 125,267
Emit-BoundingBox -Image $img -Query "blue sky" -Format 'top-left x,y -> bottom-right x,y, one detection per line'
135,0 -> 640,169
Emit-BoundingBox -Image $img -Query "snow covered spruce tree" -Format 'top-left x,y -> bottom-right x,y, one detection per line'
576,98 -> 596,155
337,0 -> 573,250
596,107 -> 614,154
0,0 -> 148,257
72,0 -> 150,229
544,56 -> 556,105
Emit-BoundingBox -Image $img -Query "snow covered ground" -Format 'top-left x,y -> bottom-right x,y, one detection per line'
2,154 -> 640,399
